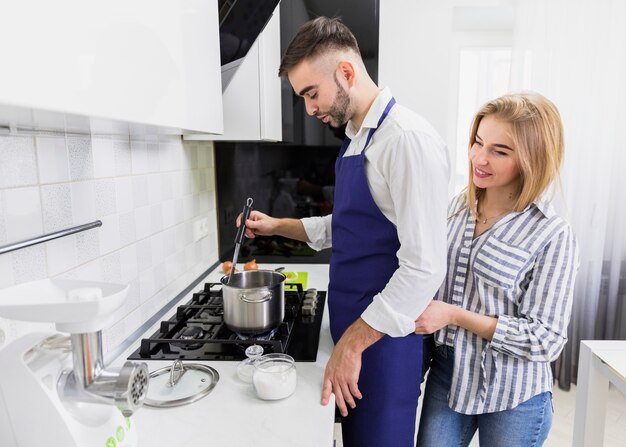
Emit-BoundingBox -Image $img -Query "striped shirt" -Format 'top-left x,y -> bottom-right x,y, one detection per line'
434,192 -> 579,414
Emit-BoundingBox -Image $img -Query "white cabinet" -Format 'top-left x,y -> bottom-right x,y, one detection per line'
0,0 -> 223,134
185,8 -> 282,142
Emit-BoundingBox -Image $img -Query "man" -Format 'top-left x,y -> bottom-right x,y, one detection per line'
239,17 -> 449,446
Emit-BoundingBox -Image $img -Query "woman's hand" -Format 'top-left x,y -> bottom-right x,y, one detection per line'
414,301 -> 457,334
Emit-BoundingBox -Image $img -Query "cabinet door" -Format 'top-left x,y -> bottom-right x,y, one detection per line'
186,7 -> 282,141
0,0 -> 223,134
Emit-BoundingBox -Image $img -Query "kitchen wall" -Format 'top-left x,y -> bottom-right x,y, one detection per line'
0,131 -> 219,354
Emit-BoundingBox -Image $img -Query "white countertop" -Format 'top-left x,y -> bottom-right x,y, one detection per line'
113,264 -> 335,447
573,340 -> 626,446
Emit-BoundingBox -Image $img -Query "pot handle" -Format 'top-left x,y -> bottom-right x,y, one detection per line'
238,290 -> 272,303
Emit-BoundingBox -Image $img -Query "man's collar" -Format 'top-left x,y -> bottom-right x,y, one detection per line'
345,87 -> 392,139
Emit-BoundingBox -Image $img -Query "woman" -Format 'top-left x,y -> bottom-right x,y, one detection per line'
415,92 -> 579,446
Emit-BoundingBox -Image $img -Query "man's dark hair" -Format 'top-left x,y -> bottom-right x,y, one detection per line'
278,16 -> 361,79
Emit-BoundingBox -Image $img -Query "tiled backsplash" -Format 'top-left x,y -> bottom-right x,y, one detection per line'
0,132 -> 219,355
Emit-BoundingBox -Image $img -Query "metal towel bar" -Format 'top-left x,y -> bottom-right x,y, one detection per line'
0,220 -> 102,255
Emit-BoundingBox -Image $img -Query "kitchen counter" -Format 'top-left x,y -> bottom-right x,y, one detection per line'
112,264 -> 335,447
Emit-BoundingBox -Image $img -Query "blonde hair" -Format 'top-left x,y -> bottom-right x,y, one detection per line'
466,92 -> 564,216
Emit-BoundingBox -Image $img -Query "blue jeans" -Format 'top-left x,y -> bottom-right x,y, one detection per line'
417,346 -> 553,447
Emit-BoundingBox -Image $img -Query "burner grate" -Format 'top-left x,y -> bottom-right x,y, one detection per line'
129,282 -> 325,362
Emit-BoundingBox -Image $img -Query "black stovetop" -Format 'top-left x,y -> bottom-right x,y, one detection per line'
127,282 -> 326,362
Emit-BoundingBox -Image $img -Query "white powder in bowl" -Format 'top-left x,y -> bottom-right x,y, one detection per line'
253,363 -> 297,400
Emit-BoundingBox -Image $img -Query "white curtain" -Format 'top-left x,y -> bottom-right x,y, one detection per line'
509,0 -> 626,388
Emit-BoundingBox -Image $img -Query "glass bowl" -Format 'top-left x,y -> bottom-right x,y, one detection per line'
252,353 -> 297,400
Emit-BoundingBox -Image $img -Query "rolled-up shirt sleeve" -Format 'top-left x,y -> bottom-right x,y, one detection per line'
301,215 -> 332,250
360,131 -> 449,337
490,225 -> 579,361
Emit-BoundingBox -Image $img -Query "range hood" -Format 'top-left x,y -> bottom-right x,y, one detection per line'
219,0 -> 281,91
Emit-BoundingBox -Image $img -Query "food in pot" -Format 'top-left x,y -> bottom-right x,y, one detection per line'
221,261 -> 238,274
244,259 -> 259,271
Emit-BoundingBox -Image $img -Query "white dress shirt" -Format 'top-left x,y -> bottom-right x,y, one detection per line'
301,87 -> 450,337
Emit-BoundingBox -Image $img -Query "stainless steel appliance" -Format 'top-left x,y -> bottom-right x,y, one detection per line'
127,282 -> 325,362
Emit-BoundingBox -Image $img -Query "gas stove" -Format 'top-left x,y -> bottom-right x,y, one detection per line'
128,282 -> 326,362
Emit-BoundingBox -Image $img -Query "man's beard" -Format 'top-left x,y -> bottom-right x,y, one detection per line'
326,75 -> 351,128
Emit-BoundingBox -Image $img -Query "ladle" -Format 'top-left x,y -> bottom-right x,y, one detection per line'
228,198 -> 253,284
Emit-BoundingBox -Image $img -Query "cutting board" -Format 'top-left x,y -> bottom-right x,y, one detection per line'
283,272 -> 308,290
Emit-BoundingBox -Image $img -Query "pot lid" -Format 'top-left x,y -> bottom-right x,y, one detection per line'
144,360 -> 219,408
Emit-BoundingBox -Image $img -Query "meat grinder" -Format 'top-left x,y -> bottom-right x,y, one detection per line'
0,279 -> 149,447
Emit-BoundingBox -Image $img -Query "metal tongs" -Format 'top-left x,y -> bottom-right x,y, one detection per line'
228,197 -> 253,284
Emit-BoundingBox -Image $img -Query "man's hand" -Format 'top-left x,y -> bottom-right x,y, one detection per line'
321,318 -> 384,416
236,210 -> 278,238
414,300 -> 455,334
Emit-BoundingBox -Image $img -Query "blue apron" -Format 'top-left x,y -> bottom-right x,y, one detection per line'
329,98 -> 423,447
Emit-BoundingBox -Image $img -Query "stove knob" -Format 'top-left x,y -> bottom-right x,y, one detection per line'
301,304 -> 315,316
303,297 -> 317,307
305,291 -> 318,299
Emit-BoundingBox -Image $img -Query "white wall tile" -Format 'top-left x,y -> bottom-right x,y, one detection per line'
76,229 -> 100,264
146,139 -> 160,173
118,211 -> 136,247
36,136 -> 70,184
162,227 -> 176,258
61,258 -> 102,282
4,187 -> 43,242
139,267 -> 157,304
183,195 -> 194,221
41,183 -> 72,233
67,135 -> 94,180
150,233 -> 164,265
136,238 -> 152,273
134,205 -> 151,241
147,174 -> 162,205
197,142 -> 211,169
197,170 -> 207,193
100,250 -> 122,284
71,181 -> 96,225
112,138 -> 131,176
46,235 -> 78,277
0,254 -> 14,288
115,177 -> 133,213
118,244 -> 138,284
92,137 -> 116,178
174,198 -> 184,225
11,245 -> 47,284
161,199 -> 176,229
183,142 -> 198,167
206,168 -> 215,192
130,139 -> 149,175
150,204 -> 163,234
99,214 -> 120,256
161,172 -> 173,200
153,263 -> 166,293
183,171 -> 193,196
0,191 -> 7,245
172,171 -> 184,198
0,136 -> 38,188
94,178 -> 117,217
132,176 -> 149,208
207,145 -> 214,169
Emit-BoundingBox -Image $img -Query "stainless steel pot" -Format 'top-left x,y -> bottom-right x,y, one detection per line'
220,270 -> 286,334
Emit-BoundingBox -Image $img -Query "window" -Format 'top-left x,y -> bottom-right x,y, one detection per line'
453,48 -> 511,194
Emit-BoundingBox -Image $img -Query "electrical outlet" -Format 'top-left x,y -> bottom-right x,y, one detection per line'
192,217 -> 210,242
